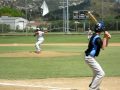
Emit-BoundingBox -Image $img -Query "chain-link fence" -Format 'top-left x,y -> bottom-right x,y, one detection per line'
0,19 -> 120,34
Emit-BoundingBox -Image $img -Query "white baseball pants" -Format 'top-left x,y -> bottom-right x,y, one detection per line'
85,55 -> 105,90
35,39 -> 44,52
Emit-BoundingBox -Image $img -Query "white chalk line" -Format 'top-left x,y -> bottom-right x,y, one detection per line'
0,82 -> 74,90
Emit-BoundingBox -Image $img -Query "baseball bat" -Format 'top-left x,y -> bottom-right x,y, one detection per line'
87,11 -> 98,24
87,11 -> 111,47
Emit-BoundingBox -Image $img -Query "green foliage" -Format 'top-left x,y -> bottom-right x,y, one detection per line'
0,6 -> 24,17
50,20 -> 63,32
0,34 -> 120,44
114,1 -> 120,13
103,20 -> 120,30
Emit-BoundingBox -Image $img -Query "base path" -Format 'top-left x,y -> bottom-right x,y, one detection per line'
0,77 -> 120,90
0,43 -> 120,46
0,51 -> 80,57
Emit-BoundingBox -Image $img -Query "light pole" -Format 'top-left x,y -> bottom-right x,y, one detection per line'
25,0 -> 28,35
60,0 -> 69,33
66,0 -> 69,33
25,0 -> 27,20
63,0 -> 67,33
59,0 -> 67,33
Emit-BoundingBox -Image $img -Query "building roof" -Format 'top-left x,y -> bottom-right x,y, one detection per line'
0,16 -> 27,21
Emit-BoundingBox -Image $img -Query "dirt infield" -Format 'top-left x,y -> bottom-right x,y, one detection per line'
0,51 -> 80,57
0,43 -> 119,58
0,77 -> 120,90
0,43 -> 120,46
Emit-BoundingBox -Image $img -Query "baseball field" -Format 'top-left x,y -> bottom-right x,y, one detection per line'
0,33 -> 120,90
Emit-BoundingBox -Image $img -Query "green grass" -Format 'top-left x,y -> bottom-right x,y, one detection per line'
98,46 -> 120,76
0,45 -> 120,79
0,34 -> 119,44
0,57 -> 88,79
0,34 -> 119,79
0,45 -> 88,79
0,34 -> 88,44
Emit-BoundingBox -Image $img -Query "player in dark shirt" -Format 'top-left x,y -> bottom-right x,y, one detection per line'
85,21 -> 106,90
85,33 -> 103,57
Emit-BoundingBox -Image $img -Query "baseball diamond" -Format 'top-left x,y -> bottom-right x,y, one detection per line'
0,43 -> 120,90
0,0 -> 120,90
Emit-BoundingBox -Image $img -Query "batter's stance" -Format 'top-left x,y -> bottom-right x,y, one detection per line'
34,28 -> 45,54
85,21 -> 111,90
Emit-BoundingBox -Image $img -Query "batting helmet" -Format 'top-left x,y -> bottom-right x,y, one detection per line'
94,21 -> 105,32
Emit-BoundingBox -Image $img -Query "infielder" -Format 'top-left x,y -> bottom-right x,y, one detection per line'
85,21 -> 111,90
34,28 -> 45,54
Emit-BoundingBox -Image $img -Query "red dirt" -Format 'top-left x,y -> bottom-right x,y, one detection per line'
0,43 -> 120,46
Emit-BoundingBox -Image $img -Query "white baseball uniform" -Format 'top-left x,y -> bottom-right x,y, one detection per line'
35,31 -> 44,52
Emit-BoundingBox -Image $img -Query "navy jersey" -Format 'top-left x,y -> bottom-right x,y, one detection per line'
85,33 -> 103,57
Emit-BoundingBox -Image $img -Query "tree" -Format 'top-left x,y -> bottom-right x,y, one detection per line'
0,6 -> 24,17
114,1 -> 120,13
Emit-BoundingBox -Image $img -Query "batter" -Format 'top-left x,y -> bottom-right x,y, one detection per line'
85,22 -> 111,90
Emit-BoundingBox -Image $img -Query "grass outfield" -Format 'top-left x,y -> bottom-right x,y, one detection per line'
0,46 -> 120,79
0,34 -> 120,44
0,34 -> 120,79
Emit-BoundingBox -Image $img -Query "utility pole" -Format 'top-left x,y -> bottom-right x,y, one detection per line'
25,0 -> 27,20
25,0 -> 28,35
60,0 -> 69,33
60,0 -> 67,33
63,0 -> 66,33
66,0 -> 69,33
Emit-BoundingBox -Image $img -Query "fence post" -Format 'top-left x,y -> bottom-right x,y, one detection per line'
116,20 -> 119,31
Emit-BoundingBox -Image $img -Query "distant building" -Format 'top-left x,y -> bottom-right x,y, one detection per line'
27,21 -> 49,31
0,16 -> 28,30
